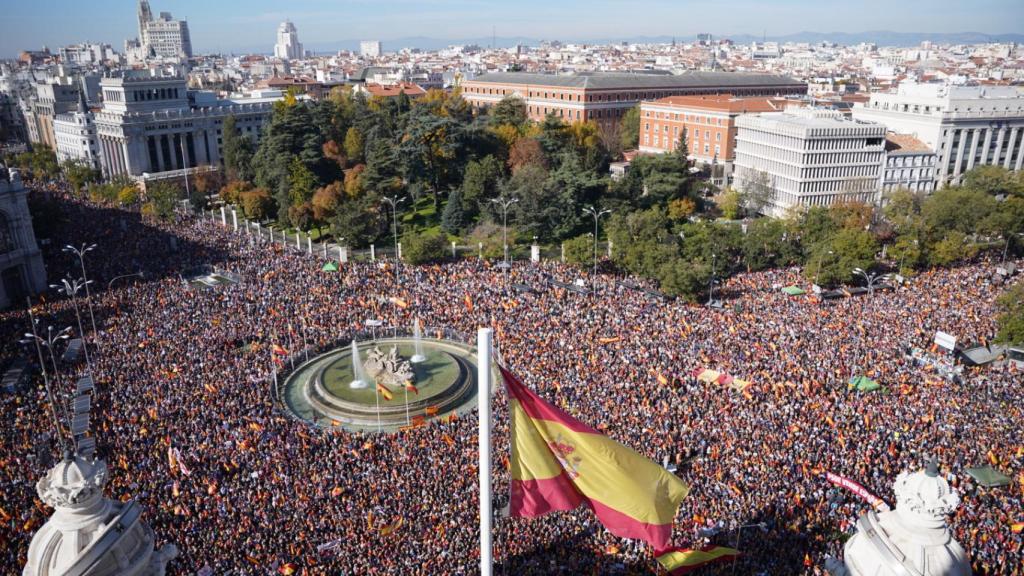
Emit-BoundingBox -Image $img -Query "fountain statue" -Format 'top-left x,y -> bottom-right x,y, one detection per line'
365,346 -> 415,386
349,340 -> 369,389
411,317 -> 427,363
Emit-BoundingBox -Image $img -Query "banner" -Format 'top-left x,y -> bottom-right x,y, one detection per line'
824,472 -> 887,509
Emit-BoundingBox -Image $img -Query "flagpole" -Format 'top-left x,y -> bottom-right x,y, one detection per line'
404,384 -> 410,425
375,377 -> 382,433
477,327 -> 493,576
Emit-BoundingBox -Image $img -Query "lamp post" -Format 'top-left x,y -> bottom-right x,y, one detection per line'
381,196 -> 405,285
582,205 -> 611,294
897,239 -> 918,278
21,306 -> 68,452
490,196 -> 519,286
731,522 -> 768,575
852,268 -> 891,298
31,325 -> 73,428
107,271 -> 145,290
707,252 -> 717,306
63,243 -> 98,342
813,249 -> 834,288
51,277 -> 93,370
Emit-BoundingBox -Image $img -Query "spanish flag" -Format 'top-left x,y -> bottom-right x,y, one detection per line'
272,344 -> 288,356
655,546 -> 739,574
377,382 -> 393,401
404,380 -> 419,395
503,367 -> 689,550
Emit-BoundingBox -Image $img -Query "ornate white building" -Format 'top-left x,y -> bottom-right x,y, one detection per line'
23,451 -> 177,575
826,461 -> 970,576
853,82 -> 1024,186
133,0 -> 192,61
274,21 -> 303,61
54,92 -> 101,171
94,71 -> 274,179
0,168 -> 46,309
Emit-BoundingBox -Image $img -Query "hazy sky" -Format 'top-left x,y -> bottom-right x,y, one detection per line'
4,0 -> 1023,56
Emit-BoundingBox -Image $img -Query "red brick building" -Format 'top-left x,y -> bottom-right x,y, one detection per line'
461,71 -> 806,124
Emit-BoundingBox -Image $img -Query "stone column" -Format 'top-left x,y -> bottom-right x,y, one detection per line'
370,244 -> 375,262
220,206 -> 226,225
952,129 -> 969,183
231,210 -> 238,231
992,127 -> 1007,167
976,127 -> 993,167
1005,127 -> 1021,169
964,128 -> 982,174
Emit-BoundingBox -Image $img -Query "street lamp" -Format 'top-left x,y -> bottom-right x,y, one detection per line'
107,271 -> 145,290
20,306 -> 69,452
381,196 -> 405,285
814,250 -> 834,288
490,196 -> 519,286
707,252 -> 718,306
852,268 -> 892,297
51,277 -> 93,369
897,239 -> 918,278
582,205 -> 611,294
63,243 -> 98,343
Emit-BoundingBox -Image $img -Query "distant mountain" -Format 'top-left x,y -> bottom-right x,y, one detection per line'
267,30 -> 1024,56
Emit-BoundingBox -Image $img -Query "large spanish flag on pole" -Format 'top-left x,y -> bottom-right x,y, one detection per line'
655,546 -> 739,574
502,367 -> 689,551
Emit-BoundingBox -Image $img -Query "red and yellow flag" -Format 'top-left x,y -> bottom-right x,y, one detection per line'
655,546 -> 738,575
502,367 -> 689,550
404,380 -> 419,395
377,382 -> 393,401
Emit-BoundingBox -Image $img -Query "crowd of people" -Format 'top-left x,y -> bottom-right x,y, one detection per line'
0,184 -> 1021,575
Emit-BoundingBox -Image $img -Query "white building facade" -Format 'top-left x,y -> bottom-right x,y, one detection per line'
94,73 -> 274,179
360,41 -> 382,58
881,135 -> 937,194
274,21 -> 303,60
734,108 -> 886,217
54,94 -> 101,170
852,82 -> 1024,186
135,0 -> 192,61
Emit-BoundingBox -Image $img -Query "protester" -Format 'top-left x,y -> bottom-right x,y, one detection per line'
0,184 -> 1020,575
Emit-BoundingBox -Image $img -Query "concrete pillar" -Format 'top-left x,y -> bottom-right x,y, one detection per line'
323,242 -> 327,257
561,243 -> 565,263
1015,135 -> 1024,170
531,244 -> 540,262
965,128 -> 982,174
952,129 -> 969,183
607,240 -> 613,258
992,127 -> 1007,167
452,241 -> 457,258
340,246 -> 348,263
295,233 -> 301,249
220,206 -> 226,225
370,244 -> 375,262
231,210 -> 238,231
977,128 -> 993,167
1003,128 -> 1018,169
478,242 -> 483,259
397,242 -> 402,260
307,236 -> 312,254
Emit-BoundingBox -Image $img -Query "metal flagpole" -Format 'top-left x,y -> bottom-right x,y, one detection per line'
404,383 -> 410,425
375,377 -> 382,433
477,328 -> 494,576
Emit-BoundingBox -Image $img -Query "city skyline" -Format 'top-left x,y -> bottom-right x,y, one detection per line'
4,0 -> 1024,57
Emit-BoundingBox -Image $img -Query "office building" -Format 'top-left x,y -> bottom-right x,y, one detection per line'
462,71 -> 807,124
274,21 -> 304,60
135,0 -> 193,60
53,91 -> 101,170
639,95 -> 792,176
360,41 -> 382,58
852,82 -> 1024,185
733,108 -> 886,217
29,80 -> 81,149
94,72 -> 274,180
881,134 -> 937,194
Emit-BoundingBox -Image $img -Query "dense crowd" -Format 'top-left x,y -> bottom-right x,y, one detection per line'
0,186 -> 1021,575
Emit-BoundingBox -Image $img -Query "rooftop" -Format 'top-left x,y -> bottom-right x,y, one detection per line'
645,94 -> 791,113
466,71 -> 804,90
885,132 -> 934,153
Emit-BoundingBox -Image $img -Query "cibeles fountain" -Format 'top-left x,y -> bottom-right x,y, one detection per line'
825,460 -> 970,576
282,319 -> 492,432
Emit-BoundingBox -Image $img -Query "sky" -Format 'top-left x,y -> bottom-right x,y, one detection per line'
4,0 -> 1023,57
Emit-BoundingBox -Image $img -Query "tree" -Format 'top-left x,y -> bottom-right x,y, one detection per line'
221,115 -> 255,182
252,102 -> 324,217
921,187 -> 997,236
117,184 -> 140,207
508,138 -> 545,173
361,139 -> 403,195
441,187 -> 465,234
402,231 -> 449,265
739,170 -> 774,215
397,106 -> 465,210
667,197 -> 696,222
343,165 -> 366,198
927,230 -> 977,267
489,96 -> 528,129
742,218 -> 798,272
994,283 -> 1024,344
240,187 -> 272,221
807,227 -> 879,286
330,192 -> 386,246
344,127 -> 365,164
620,105 -> 640,151
61,158 -> 100,194
143,181 -> 180,222
311,181 -> 343,229
285,157 -> 319,228
883,188 -> 926,233
606,207 -> 676,279
467,221 -> 515,259
658,257 -> 713,302
962,165 -> 1022,198
718,188 -> 742,220
562,234 -> 594,266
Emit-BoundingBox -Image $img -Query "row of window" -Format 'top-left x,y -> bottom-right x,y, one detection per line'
644,110 -> 725,126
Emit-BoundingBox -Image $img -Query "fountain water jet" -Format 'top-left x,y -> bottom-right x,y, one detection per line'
411,318 -> 427,363
349,340 -> 369,389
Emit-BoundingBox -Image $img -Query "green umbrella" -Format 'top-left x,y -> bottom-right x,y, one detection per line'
849,375 -> 881,392
322,261 -> 339,272
781,286 -> 806,296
